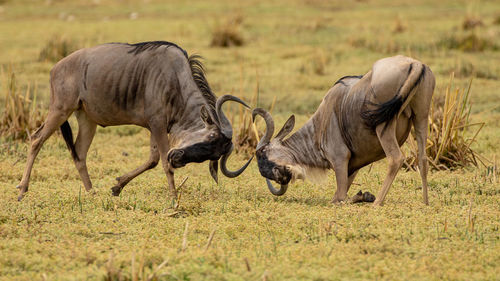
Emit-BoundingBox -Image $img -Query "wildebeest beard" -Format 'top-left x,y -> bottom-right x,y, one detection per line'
256,149 -> 292,185
171,136 -> 232,168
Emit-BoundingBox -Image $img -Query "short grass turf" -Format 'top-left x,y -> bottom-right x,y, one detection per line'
0,0 -> 499,280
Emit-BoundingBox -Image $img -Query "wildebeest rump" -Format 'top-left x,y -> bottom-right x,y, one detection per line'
16,41 -> 252,200
253,55 -> 435,206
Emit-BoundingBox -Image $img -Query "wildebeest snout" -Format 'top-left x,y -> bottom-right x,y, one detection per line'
167,149 -> 185,168
273,166 -> 292,185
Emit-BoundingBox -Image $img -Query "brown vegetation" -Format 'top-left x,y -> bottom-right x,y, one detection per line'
404,74 -> 485,170
0,67 -> 45,140
210,15 -> 244,47
39,35 -> 78,62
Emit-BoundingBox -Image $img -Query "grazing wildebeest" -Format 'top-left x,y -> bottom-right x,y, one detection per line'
16,41 -> 252,201
252,55 -> 435,206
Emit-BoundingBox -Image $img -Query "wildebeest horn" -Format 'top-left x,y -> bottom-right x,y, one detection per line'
252,108 -> 275,150
216,95 -> 250,139
220,144 -> 254,178
266,179 -> 288,196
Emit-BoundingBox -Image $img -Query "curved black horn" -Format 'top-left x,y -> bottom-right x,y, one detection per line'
216,95 -> 250,139
252,108 -> 275,150
220,144 -> 254,178
266,179 -> 288,196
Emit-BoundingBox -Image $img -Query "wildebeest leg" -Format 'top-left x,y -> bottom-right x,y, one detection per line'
347,171 -> 358,192
150,128 -> 177,199
413,115 -> 429,205
373,120 -> 404,206
331,154 -> 350,204
111,135 -> 160,196
73,111 -> 97,192
16,109 -> 72,200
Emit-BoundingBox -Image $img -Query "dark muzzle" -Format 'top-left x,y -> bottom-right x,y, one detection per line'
167,149 -> 185,168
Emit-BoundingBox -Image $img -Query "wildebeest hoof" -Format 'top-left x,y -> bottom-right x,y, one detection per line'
349,190 -> 364,203
362,191 -> 375,202
350,190 -> 376,203
111,185 -> 122,196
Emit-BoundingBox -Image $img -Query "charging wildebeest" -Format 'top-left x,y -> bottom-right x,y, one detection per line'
252,55 -> 435,206
16,41 -> 252,201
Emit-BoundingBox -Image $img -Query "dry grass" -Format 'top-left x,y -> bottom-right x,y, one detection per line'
210,15 -> 244,48
38,35 -> 78,62
348,35 -> 403,54
226,68 -> 273,156
438,31 -> 497,52
393,16 -> 406,33
103,252 -> 169,281
0,0 -> 499,280
310,49 -> 330,76
0,67 -> 45,140
494,15 -> 500,25
404,74 -> 486,170
442,59 -> 498,80
462,15 -> 484,30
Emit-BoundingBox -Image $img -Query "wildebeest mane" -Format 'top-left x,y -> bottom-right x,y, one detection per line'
124,41 -> 217,108
188,54 -> 216,108
126,41 -> 188,57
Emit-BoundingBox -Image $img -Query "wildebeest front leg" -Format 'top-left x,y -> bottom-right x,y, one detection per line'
373,120 -> 404,206
151,129 -> 177,199
331,153 -> 350,204
111,135 -> 160,196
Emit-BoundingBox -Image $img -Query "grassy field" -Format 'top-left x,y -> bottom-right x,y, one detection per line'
0,0 -> 499,280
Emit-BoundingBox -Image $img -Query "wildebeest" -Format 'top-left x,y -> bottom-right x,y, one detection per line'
252,55 -> 435,206
16,41 -> 252,200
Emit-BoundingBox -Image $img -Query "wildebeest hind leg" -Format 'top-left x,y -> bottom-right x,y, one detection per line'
413,115 -> 429,205
112,135 -> 160,196
16,110 -> 72,200
373,120 -> 404,206
73,111 -> 97,192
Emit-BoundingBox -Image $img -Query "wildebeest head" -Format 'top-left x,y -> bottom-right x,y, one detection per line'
252,108 -> 296,196
167,95 -> 253,183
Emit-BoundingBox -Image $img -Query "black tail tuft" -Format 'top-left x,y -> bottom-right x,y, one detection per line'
361,95 -> 404,131
361,63 -> 426,131
60,121 -> 79,161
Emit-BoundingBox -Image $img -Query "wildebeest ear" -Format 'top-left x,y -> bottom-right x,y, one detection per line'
200,105 -> 216,125
275,115 -> 295,141
209,160 -> 218,184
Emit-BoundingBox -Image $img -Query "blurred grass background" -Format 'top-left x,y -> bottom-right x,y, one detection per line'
0,0 -> 499,280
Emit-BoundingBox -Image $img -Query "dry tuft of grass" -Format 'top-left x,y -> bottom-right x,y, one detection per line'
442,59 -> 498,80
393,16 -> 406,33
462,15 -> 484,30
103,252 -> 169,281
404,74 -> 486,170
348,35 -> 403,54
39,35 -> 78,62
210,15 -> 245,48
310,49 -> 330,76
494,15 -> 500,25
227,70 -> 271,156
0,67 -> 45,140
438,31 -> 497,52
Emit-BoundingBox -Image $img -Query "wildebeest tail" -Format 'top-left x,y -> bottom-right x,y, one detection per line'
60,121 -> 79,161
361,62 -> 425,130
